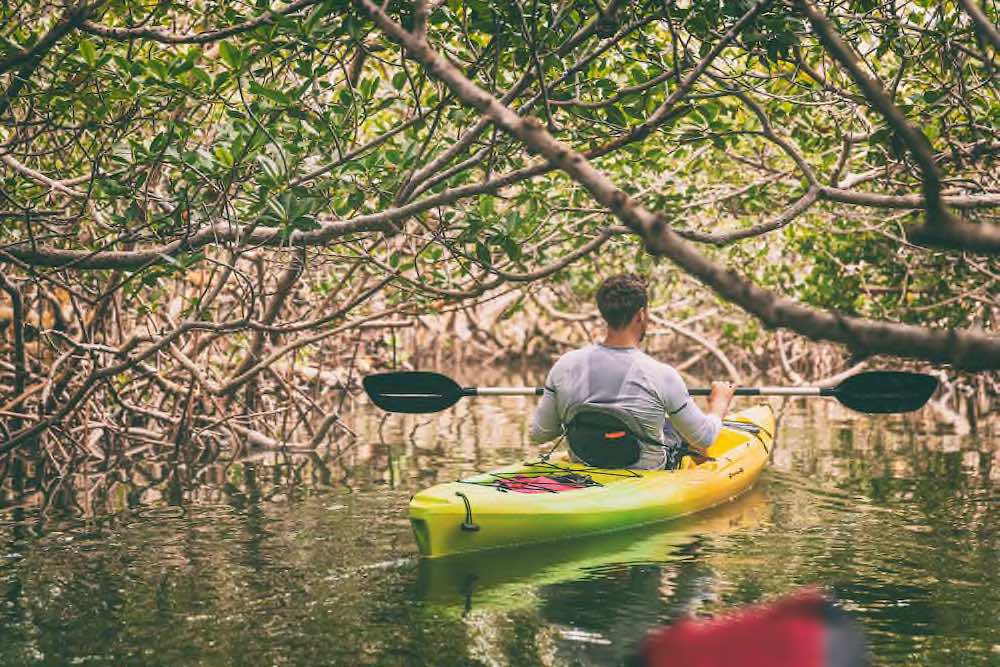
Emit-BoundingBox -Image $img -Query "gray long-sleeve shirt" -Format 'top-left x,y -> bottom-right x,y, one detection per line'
529,343 -> 721,469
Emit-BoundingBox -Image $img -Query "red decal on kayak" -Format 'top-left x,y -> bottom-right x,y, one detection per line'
496,475 -> 591,494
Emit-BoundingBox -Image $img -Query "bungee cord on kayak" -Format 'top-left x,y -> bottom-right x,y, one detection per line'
457,460 -> 643,495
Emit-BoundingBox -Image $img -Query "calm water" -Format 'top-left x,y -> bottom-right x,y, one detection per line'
1,368 -> 997,666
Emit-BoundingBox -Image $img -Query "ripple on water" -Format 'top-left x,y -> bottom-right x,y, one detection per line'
0,390 -> 997,666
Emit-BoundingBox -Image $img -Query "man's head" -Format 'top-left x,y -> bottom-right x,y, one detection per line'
596,273 -> 649,338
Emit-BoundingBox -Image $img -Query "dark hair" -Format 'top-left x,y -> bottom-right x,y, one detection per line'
596,273 -> 648,329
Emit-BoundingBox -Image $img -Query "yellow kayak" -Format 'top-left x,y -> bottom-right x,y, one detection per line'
409,403 -> 775,558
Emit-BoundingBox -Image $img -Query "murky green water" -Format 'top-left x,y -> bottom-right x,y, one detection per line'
1,368 -> 997,666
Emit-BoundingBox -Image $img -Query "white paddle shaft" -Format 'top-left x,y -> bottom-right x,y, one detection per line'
468,387 -> 827,397
471,387 -> 544,396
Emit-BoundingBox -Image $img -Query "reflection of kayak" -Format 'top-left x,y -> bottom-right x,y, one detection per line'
415,485 -> 769,607
409,404 -> 775,558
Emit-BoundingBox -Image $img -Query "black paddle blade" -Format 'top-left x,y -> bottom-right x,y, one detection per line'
832,371 -> 938,414
362,371 -> 465,413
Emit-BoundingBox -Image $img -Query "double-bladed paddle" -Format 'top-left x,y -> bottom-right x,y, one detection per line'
362,370 -> 937,415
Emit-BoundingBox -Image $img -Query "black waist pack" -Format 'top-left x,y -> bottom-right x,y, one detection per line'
566,411 -> 649,468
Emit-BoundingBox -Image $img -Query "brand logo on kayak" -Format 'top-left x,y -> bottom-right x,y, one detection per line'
727,467 -> 744,479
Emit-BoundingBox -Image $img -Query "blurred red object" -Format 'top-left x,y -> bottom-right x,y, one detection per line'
634,588 -> 868,667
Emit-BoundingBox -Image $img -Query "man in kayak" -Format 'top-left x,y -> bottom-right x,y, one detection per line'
530,273 -> 735,469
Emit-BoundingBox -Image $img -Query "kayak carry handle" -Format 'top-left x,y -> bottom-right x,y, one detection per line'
455,492 -> 479,532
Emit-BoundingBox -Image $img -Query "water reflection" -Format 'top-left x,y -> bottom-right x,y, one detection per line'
0,367 -> 997,666
416,488 -> 768,608
414,490 -> 770,665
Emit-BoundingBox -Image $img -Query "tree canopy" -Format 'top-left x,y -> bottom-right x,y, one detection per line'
1,0 -> 998,451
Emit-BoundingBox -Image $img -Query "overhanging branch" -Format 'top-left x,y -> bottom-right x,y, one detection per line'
357,0 -> 1000,369
79,0 -> 324,44
797,0 -> 1000,254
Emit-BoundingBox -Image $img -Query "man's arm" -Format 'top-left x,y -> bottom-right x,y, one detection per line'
661,368 -> 731,453
705,380 -> 736,421
529,372 -> 562,445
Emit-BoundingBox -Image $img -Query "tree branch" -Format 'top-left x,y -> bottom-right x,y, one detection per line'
0,2 -> 95,75
797,0 -> 1000,253
357,0 -> 1000,369
0,275 -> 26,398
957,0 -> 1000,52
674,186 -> 820,246
1,155 -> 86,198
79,0 -> 324,44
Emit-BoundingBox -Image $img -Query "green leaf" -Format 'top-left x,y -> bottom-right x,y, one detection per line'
605,106 -> 626,127
501,236 -> 521,261
213,145 -> 234,167
190,66 -> 212,88
182,251 -> 205,268
333,194 -> 353,215
145,59 -> 169,81
79,38 -> 96,67
697,101 -> 720,123
219,42 -> 242,70
392,71 -> 407,90
474,241 -> 492,268
266,195 -> 287,221
149,131 -> 170,154
249,80 -> 290,105
478,195 -> 495,218
624,103 -> 646,120
923,89 -> 946,104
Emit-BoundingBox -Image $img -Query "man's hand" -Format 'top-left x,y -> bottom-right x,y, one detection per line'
707,380 -> 736,420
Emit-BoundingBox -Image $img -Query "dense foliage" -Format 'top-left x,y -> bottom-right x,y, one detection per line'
0,0 -> 997,455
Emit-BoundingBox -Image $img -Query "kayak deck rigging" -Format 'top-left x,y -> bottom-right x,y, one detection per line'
457,461 -> 643,494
